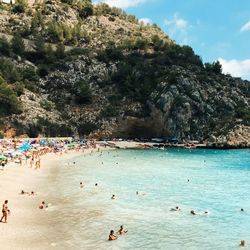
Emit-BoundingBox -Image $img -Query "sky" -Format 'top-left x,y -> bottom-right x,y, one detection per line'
94,0 -> 250,80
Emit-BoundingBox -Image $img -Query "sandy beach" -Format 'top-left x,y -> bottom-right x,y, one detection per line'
0,147 -> 102,250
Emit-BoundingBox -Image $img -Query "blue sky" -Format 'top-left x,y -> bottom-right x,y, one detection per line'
95,0 -> 250,80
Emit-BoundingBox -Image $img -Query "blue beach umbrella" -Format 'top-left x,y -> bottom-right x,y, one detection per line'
18,143 -> 31,151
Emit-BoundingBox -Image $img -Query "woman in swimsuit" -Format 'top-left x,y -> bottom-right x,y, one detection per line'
0,200 -> 10,223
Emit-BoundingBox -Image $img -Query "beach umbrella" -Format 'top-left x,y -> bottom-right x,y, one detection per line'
18,143 -> 31,151
0,155 -> 7,160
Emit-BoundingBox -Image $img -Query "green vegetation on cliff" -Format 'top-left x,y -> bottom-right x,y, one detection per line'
0,0 -> 249,143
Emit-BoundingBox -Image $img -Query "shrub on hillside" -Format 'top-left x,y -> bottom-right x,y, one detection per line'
11,33 -> 25,56
0,36 -> 11,56
61,0 -> 73,4
0,58 -> 21,83
37,64 -> 50,77
47,20 -> 64,43
0,82 -> 22,116
75,80 -> 92,104
79,4 -> 93,19
40,99 -> 55,111
13,82 -> 25,96
204,61 -> 222,74
12,0 -> 27,14
55,43 -> 66,59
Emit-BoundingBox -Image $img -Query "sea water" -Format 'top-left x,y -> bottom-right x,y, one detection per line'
44,149 -> 250,250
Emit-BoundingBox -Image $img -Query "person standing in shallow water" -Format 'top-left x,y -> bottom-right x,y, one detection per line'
108,230 -> 117,241
0,200 -> 10,223
117,225 -> 128,235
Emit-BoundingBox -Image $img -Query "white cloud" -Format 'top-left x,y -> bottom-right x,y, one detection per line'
94,0 -> 145,9
139,18 -> 152,25
164,14 -> 188,30
164,13 -> 189,44
240,21 -> 250,32
219,58 -> 250,80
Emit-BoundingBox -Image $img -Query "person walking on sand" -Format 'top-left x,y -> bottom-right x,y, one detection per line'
1,161 -> 5,171
30,157 -> 34,168
35,159 -> 41,170
0,200 -> 10,223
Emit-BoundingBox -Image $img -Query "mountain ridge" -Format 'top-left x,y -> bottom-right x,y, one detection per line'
0,0 -> 249,147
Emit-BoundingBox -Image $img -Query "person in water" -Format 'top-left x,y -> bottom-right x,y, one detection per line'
108,230 -> 117,241
39,201 -> 45,209
19,190 -> 28,195
117,225 -> 128,235
80,182 -> 84,188
29,191 -> 37,196
171,206 -> 181,211
239,240 -> 247,247
190,210 -> 208,215
111,195 -> 116,199
190,210 -> 196,215
241,208 -> 244,212
136,191 -> 146,196
0,200 -> 10,223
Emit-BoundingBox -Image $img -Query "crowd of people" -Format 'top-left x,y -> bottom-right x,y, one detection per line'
0,137 -> 101,224
0,138 -> 248,247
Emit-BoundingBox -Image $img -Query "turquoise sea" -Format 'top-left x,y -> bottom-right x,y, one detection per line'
45,149 -> 250,250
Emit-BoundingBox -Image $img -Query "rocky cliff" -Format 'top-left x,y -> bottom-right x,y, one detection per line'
0,0 -> 249,147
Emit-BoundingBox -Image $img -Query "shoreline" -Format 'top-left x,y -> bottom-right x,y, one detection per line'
108,141 -> 250,150
0,146 -> 106,249
0,141 -> 248,249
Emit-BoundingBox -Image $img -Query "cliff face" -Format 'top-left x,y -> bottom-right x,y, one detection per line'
0,0 -> 249,146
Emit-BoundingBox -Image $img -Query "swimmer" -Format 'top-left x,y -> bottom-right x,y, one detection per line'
108,230 -> 117,241
80,182 -> 84,188
95,183 -> 98,186
170,206 -> 181,211
190,210 -> 196,215
29,191 -> 37,196
117,225 -> 128,235
136,191 -> 146,196
241,208 -> 244,212
239,240 -> 247,247
19,190 -> 28,195
111,195 -> 116,199
39,201 -> 45,209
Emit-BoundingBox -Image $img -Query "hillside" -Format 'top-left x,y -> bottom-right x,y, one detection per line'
0,0 -> 249,147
